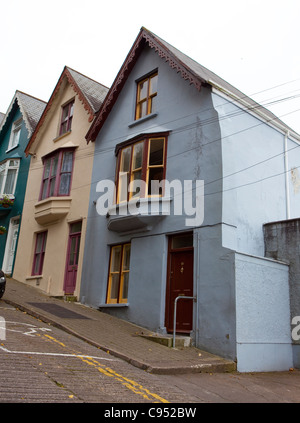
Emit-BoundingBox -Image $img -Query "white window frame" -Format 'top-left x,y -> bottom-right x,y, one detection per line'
7,118 -> 22,151
2,216 -> 20,274
0,159 -> 20,196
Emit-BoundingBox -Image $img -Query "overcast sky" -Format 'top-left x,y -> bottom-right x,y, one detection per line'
1,0 -> 300,133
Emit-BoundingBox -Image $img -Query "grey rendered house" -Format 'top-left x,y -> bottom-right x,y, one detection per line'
82,27 -> 300,372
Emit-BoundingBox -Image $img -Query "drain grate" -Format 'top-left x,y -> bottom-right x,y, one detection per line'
27,302 -> 90,319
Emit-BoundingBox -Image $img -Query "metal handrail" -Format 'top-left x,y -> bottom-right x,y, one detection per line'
172,295 -> 196,348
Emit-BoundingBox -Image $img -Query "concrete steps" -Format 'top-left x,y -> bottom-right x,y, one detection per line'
139,332 -> 191,348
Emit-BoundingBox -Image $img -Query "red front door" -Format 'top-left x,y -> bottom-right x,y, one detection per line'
165,233 -> 194,334
64,222 -> 82,295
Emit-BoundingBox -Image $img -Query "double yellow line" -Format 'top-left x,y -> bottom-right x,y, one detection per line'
41,333 -> 169,403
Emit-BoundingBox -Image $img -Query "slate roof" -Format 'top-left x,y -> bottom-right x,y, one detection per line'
25,66 -> 109,155
86,27 -> 300,142
149,29 -> 297,133
17,91 -> 47,135
0,91 -> 46,138
67,67 -> 108,114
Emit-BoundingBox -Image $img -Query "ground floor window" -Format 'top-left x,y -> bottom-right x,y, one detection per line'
32,231 -> 47,276
107,243 -> 131,304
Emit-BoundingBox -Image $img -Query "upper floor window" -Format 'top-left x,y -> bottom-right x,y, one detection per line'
135,72 -> 158,120
0,159 -> 20,195
59,100 -> 74,136
8,118 -> 22,150
40,149 -> 74,200
115,135 -> 166,203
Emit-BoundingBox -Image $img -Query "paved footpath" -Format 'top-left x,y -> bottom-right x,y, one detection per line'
2,278 -> 235,375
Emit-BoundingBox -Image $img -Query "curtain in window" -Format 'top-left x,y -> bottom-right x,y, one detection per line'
59,151 -> 73,195
3,169 -> 16,194
0,164 -> 5,193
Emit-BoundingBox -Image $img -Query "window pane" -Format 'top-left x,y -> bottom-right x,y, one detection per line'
122,272 -> 129,300
42,233 -> 47,252
51,156 -> 58,176
36,233 -> 44,253
131,170 -> 142,197
118,172 -> 129,202
67,117 -> 73,132
150,74 -> 158,94
0,173 -> 4,193
70,221 -> 82,233
171,233 -> 193,249
132,142 -> 144,170
120,147 -> 131,172
62,151 -> 73,172
140,101 -> 147,118
110,274 -> 120,299
139,80 -> 148,100
150,95 -> 157,114
122,245 -> 131,271
111,246 -> 122,272
49,177 -> 56,197
59,173 -> 71,195
69,102 -> 74,117
4,169 -> 16,194
148,168 -> 164,195
69,237 -> 76,265
149,139 -> 164,166
75,237 -> 80,265
62,105 -> 69,121
44,159 -> 51,179
11,129 -> 20,147
41,180 -> 48,200
33,255 -> 41,275
61,121 -> 68,134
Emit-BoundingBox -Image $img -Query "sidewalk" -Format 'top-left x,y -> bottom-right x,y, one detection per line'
2,278 -> 236,375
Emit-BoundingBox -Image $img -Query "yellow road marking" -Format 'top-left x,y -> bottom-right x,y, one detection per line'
40,333 -> 169,403
43,334 -> 67,348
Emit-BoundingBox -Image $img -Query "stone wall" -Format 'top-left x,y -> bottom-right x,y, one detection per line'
264,218 -> 300,368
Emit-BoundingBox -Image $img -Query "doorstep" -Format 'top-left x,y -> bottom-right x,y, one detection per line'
139,332 -> 191,348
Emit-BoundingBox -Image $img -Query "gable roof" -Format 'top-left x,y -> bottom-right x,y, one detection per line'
67,67 -> 108,113
0,91 -> 46,139
86,27 -> 299,143
25,66 -> 109,155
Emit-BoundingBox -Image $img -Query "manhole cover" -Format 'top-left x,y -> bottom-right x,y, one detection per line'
27,302 -> 90,319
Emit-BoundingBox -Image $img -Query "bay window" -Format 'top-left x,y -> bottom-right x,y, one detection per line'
40,149 -> 74,200
115,135 -> 167,203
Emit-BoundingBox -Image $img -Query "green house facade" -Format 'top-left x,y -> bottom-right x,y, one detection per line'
0,91 -> 46,274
